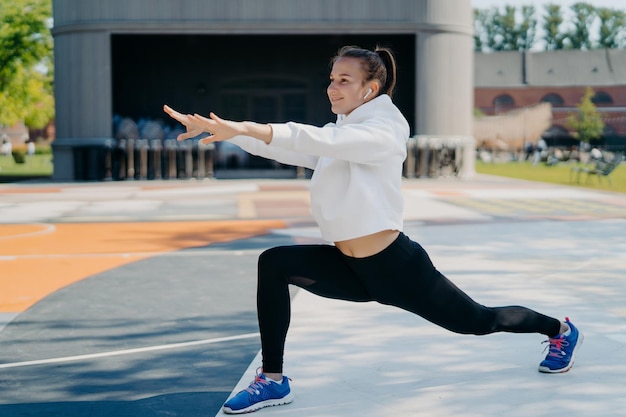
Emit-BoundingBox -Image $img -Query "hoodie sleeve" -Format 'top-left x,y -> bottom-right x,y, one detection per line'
269,117 -> 408,165
228,135 -> 319,170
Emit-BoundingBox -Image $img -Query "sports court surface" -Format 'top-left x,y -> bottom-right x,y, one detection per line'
0,175 -> 625,416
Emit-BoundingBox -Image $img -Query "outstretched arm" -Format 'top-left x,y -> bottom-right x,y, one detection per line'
163,105 -> 272,145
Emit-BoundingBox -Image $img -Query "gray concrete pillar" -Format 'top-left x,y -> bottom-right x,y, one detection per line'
416,31 -> 474,137
52,31 -> 112,181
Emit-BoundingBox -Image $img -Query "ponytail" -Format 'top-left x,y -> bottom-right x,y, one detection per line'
375,47 -> 397,98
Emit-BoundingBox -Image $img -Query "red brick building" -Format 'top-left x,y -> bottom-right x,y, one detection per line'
475,49 -> 626,148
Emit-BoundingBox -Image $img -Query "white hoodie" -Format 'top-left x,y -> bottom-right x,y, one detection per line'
228,94 -> 410,242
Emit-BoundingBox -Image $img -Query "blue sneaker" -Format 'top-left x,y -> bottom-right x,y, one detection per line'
538,318 -> 583,373
223,368 -> 294,414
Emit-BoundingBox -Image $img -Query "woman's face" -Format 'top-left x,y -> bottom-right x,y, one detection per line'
327,57 -> 371,116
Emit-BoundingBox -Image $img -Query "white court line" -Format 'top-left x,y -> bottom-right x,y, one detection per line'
0,332 -> 259,369
0,223 -> 56,240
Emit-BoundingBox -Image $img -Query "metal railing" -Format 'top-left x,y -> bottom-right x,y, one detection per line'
404,135 -> 476,179
105,138 -> 215,181
98,135 -> 476,181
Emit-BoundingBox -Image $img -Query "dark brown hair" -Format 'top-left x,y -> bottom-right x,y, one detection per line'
331,45 -> 398,98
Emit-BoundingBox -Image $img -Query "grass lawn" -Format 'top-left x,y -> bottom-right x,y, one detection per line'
0,154 -> 54,178
475,160 -> 626,194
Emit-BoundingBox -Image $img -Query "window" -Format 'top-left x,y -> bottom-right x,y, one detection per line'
220,77 -> 308,122
540,93 -> 565,107
603,124 -> 616,135
542,125 -> 570,138
219,77 -> 308,170
493,94 -> 515,112
592,91 -> 613,105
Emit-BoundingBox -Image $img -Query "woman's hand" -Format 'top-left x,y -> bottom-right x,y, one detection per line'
163,105 -> 244,144
163,104 -> 273,145
162,105 -> 206,141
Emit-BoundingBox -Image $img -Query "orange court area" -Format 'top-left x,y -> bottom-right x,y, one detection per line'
0,220 -> 285,312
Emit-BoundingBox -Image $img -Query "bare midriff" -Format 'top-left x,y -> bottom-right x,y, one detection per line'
334,229 -> 400,258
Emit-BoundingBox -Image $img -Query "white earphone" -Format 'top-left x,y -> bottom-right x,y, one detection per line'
363,88 -> 373,100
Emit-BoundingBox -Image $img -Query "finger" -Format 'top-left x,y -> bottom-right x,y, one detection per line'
169,112 -> 189,125
177,131 -> 199,141
193,113 -> 211,122
191,114 -> 213,133
199,136 -> 216,145
164,105 -> 190,123
191,114 -> 211,127
163,105 -> 180,117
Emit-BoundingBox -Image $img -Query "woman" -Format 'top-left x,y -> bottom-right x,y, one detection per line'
163,45 -> 582,415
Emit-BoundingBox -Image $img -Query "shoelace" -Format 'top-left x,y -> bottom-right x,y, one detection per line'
245,374 -> 272,395
542,335 -> 570,358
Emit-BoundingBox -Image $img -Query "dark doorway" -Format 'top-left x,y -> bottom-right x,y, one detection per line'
112,34 -> 415,175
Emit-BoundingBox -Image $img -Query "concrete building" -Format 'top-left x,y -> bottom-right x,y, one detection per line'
51,0 -> 474,181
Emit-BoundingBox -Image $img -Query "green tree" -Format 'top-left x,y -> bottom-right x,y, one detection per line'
0,0 -> 54,129
543,4 -> 566,50
476,2 -> 625,51
473,5 -> 537,51
473,8 -> 486,51
517,5 -> 537,51
565,2 -> 596,49
596,7 -> 626,49
566,87 -> 605,144
494,6 -> 519,50
474,8 -> 495,51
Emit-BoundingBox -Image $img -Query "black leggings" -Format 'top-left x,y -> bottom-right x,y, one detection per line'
257,232 -> 561,373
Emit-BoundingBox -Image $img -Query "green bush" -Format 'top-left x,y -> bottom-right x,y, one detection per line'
11,149 -> 26,164
34,143 -> 52,155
